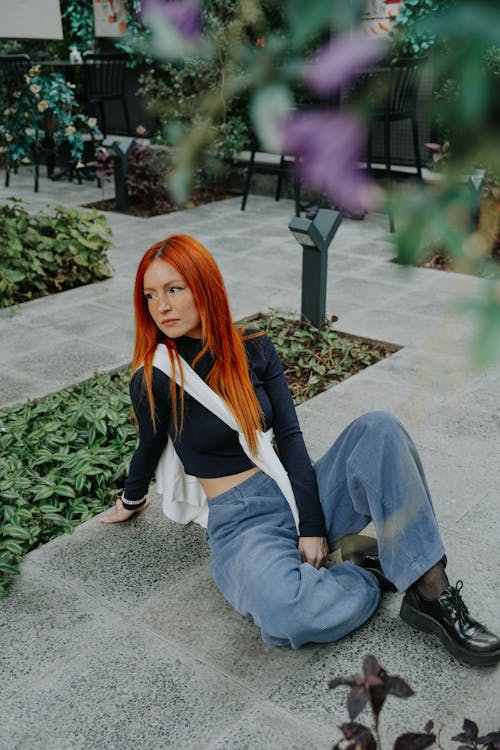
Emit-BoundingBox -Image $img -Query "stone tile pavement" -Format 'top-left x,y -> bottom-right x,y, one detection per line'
1,168 -> 499,749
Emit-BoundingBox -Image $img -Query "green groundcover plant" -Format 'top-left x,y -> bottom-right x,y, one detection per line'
0,199 -> 113,307
0,369 -> 136,597
0,313 -> 395,595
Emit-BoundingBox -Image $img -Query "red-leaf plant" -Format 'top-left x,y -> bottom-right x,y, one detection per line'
329,655 -> 500,750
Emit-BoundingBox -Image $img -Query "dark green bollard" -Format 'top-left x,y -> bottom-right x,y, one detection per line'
288,209 -> 342,328
102,136 -> 136,211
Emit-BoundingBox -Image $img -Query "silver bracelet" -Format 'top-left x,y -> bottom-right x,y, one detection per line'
120,492 -> 147,507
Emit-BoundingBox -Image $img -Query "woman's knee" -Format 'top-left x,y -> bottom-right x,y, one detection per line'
355,409 -> 402,432
353,410 -> 404,439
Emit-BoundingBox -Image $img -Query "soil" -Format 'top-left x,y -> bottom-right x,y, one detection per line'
422,253 -> 455,272
420,247 -> 500,273
83,187 -> 238,218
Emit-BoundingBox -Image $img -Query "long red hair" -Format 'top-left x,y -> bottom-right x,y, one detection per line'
132,234 -> 263,453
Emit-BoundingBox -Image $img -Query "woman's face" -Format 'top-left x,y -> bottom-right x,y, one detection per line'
143,258 -> 202,339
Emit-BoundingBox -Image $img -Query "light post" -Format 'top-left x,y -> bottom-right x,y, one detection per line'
466,168 -> 486,232
288,208 -> 342,327
102,136 -> 136,211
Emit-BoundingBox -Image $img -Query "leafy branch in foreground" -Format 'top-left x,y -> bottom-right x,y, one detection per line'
133,0 -> 500,364
329,655 -> 500,750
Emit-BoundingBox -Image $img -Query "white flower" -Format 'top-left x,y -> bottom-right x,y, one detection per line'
30,84 -> 41,94
37,100 -> 49,112
5,133 -> 13,142
3,108 -> 11,116
12,91 -> 20,99
67,82 -> 77,89
65,125 -> 76,136
87,117 -> 97,128
28,65 -> 41,76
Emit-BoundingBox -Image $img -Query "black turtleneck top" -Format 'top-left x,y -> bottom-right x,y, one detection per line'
123,333 -> 327,537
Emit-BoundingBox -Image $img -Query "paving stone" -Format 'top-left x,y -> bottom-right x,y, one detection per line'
32,498 -> 211,611
204,703 -> 332,750
1,569 -> 255,750
135,563 -> 318,694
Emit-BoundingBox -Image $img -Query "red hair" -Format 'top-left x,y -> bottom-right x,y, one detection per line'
132,234 -> 263,453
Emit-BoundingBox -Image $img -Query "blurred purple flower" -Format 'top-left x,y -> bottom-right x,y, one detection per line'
305,32 -> 386,95
141,0 -> 201,40
283,110 -> 376,215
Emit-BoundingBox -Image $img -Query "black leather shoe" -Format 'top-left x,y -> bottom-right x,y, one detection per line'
400,580 -> 500,666
340,535 -> 397,593
355,554 -> 398,593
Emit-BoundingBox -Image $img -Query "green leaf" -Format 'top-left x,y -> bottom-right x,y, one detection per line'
38,504 -> 62,514
55,484 -> 76,498
0,540 -> 23,555
33,486 -> 56,501
3,268 -> 25,282
251,84 -> 293,153
0,561 -> 20,576
2,525 -> 30,541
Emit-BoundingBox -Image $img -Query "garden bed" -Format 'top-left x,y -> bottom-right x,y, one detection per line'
0,312 -> 398,594
84,186 -> 238,218
0,201 -> 113,308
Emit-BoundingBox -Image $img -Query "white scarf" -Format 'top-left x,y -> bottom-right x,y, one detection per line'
150,343 -> 300,532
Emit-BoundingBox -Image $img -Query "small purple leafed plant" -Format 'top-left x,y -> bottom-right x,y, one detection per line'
329,655 -> 500,750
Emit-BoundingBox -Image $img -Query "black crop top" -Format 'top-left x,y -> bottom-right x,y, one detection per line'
123,332 -> 327,537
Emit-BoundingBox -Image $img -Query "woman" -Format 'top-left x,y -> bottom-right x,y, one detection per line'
102,234 -> 499,666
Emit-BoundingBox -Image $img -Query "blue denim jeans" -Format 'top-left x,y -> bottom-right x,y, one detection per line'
205,411 -> 445,648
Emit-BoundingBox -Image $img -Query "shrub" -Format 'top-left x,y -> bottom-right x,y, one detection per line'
0,200 -> 113,307
0,66 -> 101,168
126,143 -> 174,213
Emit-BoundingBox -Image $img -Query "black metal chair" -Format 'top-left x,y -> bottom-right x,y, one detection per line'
0,52 -> 31,91
366,56 -> 425,232
240,135 -> 301,216
83,52 -> 131,137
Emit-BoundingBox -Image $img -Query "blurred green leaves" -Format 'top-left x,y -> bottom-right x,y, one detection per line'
251,83 -> 292,152
135,0 -> 500,362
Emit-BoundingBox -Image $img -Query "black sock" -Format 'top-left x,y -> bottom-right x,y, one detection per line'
416,561 -> 449,600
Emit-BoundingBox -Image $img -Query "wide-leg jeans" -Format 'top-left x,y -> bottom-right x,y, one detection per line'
205,411 -> 446,648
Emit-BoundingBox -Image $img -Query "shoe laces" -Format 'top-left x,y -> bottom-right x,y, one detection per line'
442,580 -> 470,621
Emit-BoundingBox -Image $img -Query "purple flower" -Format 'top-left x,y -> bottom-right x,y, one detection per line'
305,32 -> 386,96
141,0 -> 201,40
283,110 -> 377,215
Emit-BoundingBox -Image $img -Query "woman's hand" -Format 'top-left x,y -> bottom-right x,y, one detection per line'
298,536 -> 329,569
100,494 -> 152,524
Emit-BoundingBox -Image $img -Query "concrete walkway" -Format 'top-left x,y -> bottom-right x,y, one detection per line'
1,168 -> 499,750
